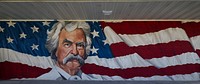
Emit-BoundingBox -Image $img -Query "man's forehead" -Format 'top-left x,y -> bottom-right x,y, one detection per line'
62,38 -> 85,43
60,28 -> 86,39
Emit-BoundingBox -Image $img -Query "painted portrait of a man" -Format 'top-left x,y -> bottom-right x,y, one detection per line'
37,21 -> 94,80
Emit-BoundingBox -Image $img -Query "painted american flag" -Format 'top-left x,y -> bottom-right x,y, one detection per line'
0,21 -> 200,80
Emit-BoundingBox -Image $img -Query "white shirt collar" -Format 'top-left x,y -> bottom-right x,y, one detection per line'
54,65 -> 82,80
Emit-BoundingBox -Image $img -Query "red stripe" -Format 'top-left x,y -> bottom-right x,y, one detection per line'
0,61 -> 51,80
110,41 -> 195,59
110,42 -> 136,57
181,22 -> 200,37
100,21 -> 182,34
82,64 -> 200,79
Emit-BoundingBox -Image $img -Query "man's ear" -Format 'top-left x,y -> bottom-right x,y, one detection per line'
51,48 -> 58,60
55,49 -> 58,57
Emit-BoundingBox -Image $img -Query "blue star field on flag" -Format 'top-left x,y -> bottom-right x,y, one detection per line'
0,21 -> 57,56
87,21 -> 113,58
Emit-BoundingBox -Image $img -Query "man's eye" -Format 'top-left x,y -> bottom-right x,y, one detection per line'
77,43 -> 85,49
64,43 -> 71,48
77,44 -> 84,47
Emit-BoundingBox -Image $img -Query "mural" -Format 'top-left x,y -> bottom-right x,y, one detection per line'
0,21 -> 199,80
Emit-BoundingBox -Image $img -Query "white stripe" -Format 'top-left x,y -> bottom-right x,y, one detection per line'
0,48 -> 53,69
190,35 -> 200,50
88,72 -> 200,80
104,27 -> 189,46
147,52 -> 200,68
85,52 -> 200,69
104,26 -> 123,45
119,28 -> 190,47
86,53 -> 152,69
181,21 -> 200,23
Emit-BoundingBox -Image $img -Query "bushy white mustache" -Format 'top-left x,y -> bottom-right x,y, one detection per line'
62,54 -> 85,66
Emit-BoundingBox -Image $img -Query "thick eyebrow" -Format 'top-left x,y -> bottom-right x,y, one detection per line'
62,39 -> 72,44
62,39 -> 86,46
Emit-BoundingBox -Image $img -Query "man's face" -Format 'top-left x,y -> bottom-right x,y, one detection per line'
56,28 -> 86,69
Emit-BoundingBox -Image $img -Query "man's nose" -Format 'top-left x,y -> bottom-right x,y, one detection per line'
71,44 -> 78,56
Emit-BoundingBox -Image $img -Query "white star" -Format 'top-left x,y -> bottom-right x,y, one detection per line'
42,21 -> 50,26
7,37 -> 14,43
90,46 -> 99,54
0,26 -> 4,32
20,32 -> 27,39
31,44 -> 39,50
103,39 -> 109,45
31,26 -> 39,33
7,21 -> 16,27
91,30 -> 99,38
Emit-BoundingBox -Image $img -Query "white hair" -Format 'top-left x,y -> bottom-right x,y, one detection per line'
45,21 -> 91,60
